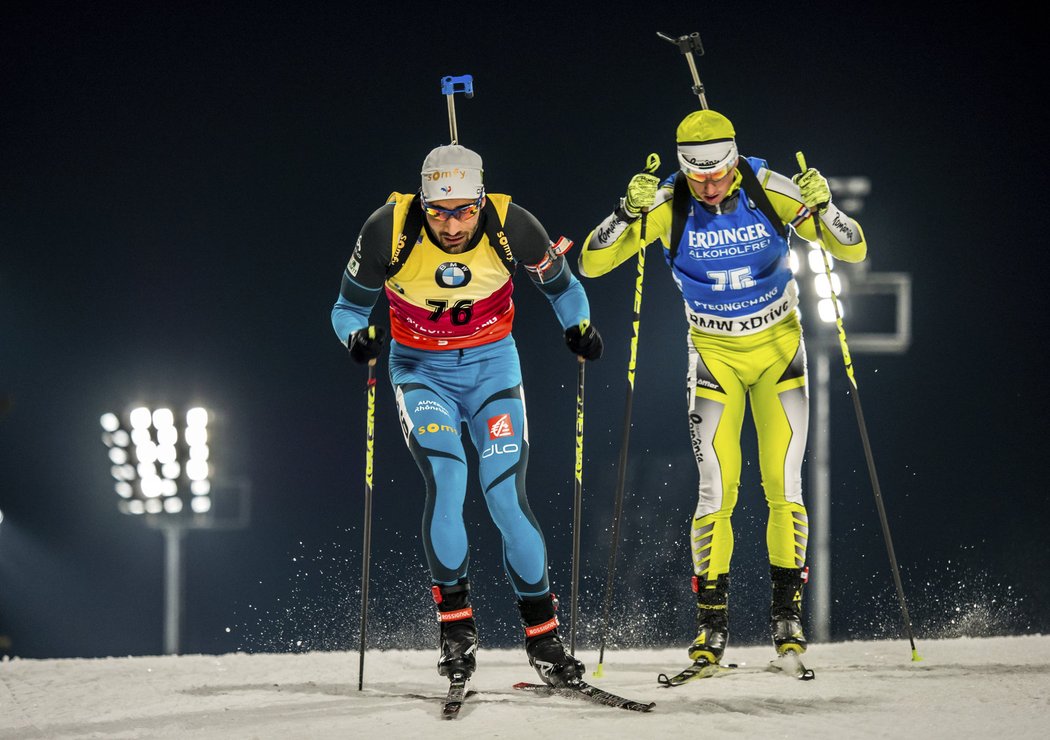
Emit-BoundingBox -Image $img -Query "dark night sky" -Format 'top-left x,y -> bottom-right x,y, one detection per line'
2,3 -> 1047,659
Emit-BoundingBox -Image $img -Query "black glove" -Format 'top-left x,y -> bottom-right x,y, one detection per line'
565,322 -> 603,361
347,326 -> 387,364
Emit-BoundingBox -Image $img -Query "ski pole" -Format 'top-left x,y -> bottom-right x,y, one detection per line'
657,31 -> 709,110
594,153 -> 661,677
570,321 -> 588,656
440,74 -> 474,145
357,329 -> 378,690
796,152 -> 920,662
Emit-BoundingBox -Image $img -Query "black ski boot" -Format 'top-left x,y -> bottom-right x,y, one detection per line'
770,565 -> 808,655
433,580 -> 478,679
518,593 -> 584,688
688,574 -> 729,664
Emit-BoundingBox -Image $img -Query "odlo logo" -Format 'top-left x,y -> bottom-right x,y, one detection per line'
488,413 -> 513,440
482,442 -> 518,458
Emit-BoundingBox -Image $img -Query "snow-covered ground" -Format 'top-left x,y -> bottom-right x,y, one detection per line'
1,636 -> 1047,739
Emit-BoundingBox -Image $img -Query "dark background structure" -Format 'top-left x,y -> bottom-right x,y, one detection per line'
2,3 -> 1046,658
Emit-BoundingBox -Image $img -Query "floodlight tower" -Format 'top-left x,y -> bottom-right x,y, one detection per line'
100,405 -> 248,654
791,177 -> 911,642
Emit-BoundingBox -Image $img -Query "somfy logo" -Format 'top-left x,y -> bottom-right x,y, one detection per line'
423,168 -> 469,182
417,423 -> 457,436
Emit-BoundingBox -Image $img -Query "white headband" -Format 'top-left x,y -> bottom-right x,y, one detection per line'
677,139 -> 738,174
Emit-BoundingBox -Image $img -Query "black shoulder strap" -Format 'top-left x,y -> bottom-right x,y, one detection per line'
736,158 -> 787,239
387,192 -> 424,278
387,195 -> 514,277
668,172 -> 691,265
668,160 -> 788,266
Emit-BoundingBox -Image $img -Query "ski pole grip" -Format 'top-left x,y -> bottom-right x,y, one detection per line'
795,151 -> 808,174
640,153 -> 661,220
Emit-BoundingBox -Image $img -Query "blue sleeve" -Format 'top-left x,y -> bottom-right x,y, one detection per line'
330,203 -> 394,345
539,265 -> 590,331
331,273 -> 383,345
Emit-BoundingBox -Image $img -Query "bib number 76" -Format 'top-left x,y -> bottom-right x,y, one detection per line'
426,298 -> 474,325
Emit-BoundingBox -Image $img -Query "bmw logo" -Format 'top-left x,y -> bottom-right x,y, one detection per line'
436,262 -> 471,288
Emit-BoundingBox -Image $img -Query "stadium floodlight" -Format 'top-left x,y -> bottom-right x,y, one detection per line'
99,403 -> 250,654
98,403 -> 229,656
100,406 -> 213,520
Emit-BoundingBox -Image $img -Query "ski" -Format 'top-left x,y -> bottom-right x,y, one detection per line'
658,653 -> 815,686
513,680 -> 655,712
768,651 -> 816,680
657,658 -> 736,687
441,673 -> 470,718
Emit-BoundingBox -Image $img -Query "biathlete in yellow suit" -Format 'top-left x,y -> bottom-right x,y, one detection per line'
580,110 -> 867,665
332,144 -> 604,688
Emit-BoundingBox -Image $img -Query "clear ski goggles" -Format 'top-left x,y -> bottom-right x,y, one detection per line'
421,195 -> 484,222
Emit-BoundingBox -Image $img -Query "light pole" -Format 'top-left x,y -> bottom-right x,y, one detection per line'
793,177 -> 911,642
99,405 -> 249,654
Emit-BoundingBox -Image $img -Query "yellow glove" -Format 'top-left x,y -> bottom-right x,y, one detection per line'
623,172 -> 660,217
792,167 -> 831,214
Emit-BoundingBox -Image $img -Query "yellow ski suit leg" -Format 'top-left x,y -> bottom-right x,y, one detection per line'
687,315 -> 810,580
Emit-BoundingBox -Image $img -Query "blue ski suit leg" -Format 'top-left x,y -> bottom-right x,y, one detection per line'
390,336 -> 549,597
